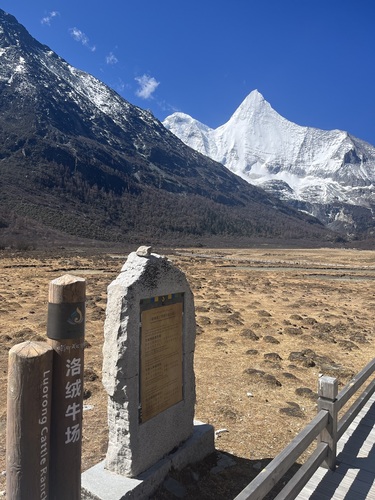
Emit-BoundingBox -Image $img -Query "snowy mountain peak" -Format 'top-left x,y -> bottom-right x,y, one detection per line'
163,112 -> 212,134
232,89 -> 267,113
163,90 -> 375,235
163,112 -> 212,153
247,88 -> 264,102
224,90 -> 276,130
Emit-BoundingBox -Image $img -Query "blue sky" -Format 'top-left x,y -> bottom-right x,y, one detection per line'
3,1 -> 375,145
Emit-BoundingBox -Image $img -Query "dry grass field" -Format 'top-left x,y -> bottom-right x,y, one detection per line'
1,246 -> 374,498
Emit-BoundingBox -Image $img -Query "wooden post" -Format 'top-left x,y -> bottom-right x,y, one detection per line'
6,341 -> 53,500
318,375 -> 338,470
47,274 -> 86,500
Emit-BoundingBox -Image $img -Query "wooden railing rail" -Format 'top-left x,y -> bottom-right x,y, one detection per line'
338,377 -> 375,440
273,442 -> 328,500
336,358 -> 375,411
234,358 -> 375,500
234,411 -> 329,500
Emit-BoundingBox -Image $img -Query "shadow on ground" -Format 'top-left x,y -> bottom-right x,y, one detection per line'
153,451 -> 301,499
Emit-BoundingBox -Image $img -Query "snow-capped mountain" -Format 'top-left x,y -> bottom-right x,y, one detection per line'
0,9 -> 335,245
163,90 -> 375,235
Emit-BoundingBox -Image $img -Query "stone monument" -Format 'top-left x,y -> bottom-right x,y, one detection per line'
82,247 -> 214,499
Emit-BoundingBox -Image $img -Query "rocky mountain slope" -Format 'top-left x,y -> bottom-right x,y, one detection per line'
164,90 -> 375,237
0,9 -> 335,247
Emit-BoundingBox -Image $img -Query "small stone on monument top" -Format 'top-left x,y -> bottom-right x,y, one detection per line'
136,245 -> 152,257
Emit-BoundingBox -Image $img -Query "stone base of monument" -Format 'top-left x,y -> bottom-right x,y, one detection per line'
81,421 -> 215,500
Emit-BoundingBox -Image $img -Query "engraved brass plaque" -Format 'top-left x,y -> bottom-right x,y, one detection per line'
140,301 -> 183,423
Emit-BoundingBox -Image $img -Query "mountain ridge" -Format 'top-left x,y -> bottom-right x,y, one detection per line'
163,90 -> 375,236
0,10 -> 337,247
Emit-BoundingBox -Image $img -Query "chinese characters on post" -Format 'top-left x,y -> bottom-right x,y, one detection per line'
47,274 -> 86,500
64,357 -> 82,444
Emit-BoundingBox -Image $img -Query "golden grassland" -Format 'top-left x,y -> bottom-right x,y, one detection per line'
1,246 -> 374,497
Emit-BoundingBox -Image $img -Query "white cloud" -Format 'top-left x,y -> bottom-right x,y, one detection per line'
41,11 -> 60,26
135,74 -> 160,99
106,52 -> 118,65
69,27 -> 96,52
